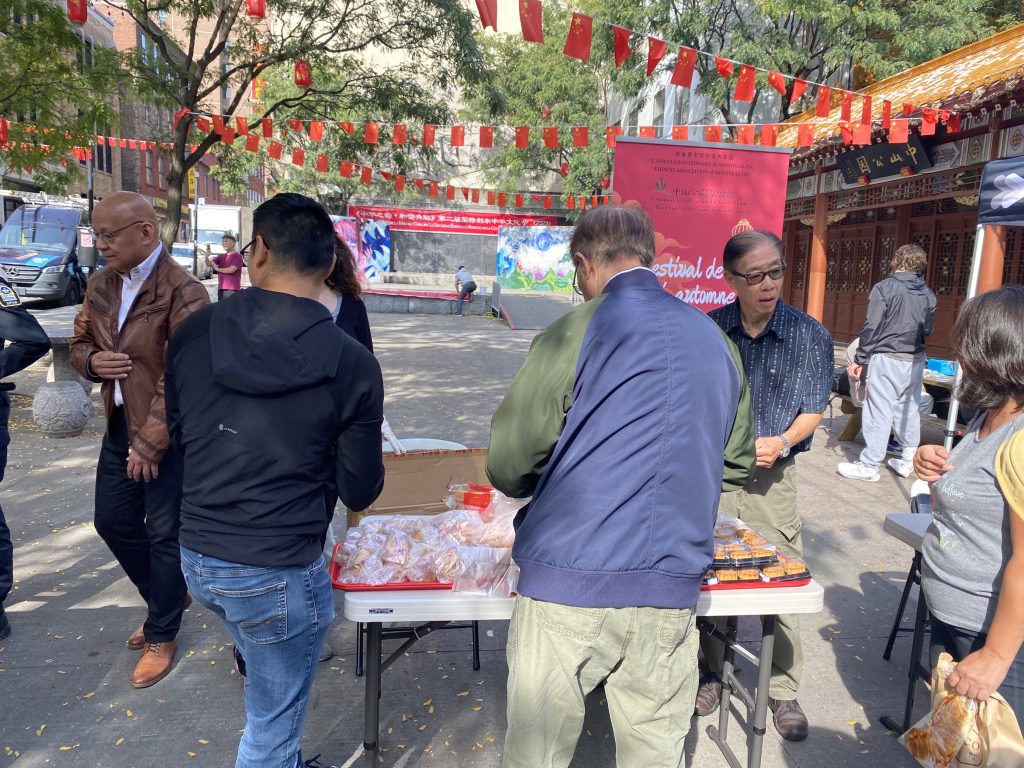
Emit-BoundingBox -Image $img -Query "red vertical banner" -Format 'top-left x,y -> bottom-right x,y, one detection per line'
572,126 -> 589,147
292,148 -> 305,166
450,125 -> 465,146
606,126 -> 623,148
309,121 -> 324,141
815,86 -> 831,117
562,13 -> 592,61
423,124 -> 436,146
479,126 -> 494,148
392,124 -> 407,145
515,126 -> 530,148
671,48 -> 696,88
519,0 -> 543,43
881,100 -> 892,130
734,65 -> 756,102
860,96 -> 872,124
760,125 -> 778,147
613,138 -> 790,312
840,91 -> 853,121
612,26 -> 632,67
735,125 -> 755,145
543,126 -> 559,149
364,123 -> 379,144
646,37 -> 667,76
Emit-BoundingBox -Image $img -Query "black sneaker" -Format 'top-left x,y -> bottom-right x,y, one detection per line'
0,610 -> 10,641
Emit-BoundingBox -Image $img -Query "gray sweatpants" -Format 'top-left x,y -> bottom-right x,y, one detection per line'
860,353 -> 926,467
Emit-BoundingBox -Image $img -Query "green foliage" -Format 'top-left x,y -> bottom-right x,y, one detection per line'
0,0 -> 120,192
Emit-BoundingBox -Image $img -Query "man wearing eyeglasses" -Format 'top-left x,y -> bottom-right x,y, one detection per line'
70,192 -> 210,689
697,229 -> 834,741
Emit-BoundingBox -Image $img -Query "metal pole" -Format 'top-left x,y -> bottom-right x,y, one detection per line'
943,224 -> 986,451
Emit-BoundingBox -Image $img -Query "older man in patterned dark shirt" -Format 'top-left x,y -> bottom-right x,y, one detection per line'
696,230 -> 834,742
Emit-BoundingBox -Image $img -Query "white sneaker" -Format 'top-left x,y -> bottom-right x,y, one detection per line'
887,458 -> 915,478
837,461 -> 880,482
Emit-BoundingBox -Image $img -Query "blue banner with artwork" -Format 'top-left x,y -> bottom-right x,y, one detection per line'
496,226 -> 575,291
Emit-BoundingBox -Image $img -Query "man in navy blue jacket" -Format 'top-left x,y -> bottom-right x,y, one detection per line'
487,205 -> 755,767
166,193 -> 384,768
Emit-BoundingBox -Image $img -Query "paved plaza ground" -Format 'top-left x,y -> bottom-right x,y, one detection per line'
0,304 -> 934,767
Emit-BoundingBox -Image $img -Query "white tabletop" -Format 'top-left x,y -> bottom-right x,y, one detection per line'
883,513 -> 933,551
342,580 -> 824,623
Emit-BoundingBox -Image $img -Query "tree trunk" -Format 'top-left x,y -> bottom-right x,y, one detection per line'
160,122 -> 192,246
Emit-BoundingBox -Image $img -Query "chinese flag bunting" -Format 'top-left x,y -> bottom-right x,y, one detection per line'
261,118 -> 274,137
267,141 -> 282,159
671,48 -> 696,88
487,190 -> 495,205
515,193 -> 524,208
704,125 -> 723,143
460,187 -> 468,201
127,139 -> 137,149
672,125 -> 688,141
450,125 -> 465,147
392,124 -> 407,145
714,56 -> 734,79
612,25 -> 631,67
213,115 -> 226,134
396,175 -> 405,192
860,96 -> 872,124
790,79 -> 808,105
364,123 -> 379,144
360,167 -> 372,184
294,60 -> 312,88
412,178 -> 425,190
429,181 -> 439,198
236,117 -> 249,135
196,117 -> 211,133
889,119 -> 909,143
761,124 -> 779,147
563,12 -> 592,61
423,124 -> 436,146
735,125 -> 755,145
920,119 -> 936,136
515,126 -> 530,148
338,121 -> 355,134
544,195 -> 552,209
567,195 -> 575,210
903,104 -> 914,116
839,123 -> 853,144
497,192 -> 507,207
572,126 -> 588,147
446,186 -> 455,201
118,138 -> 127,148
881,100 -> 892,129
840,91 -> 853,121
947,114 -> 961,133
591,195 -> 598,208
148,141 -> 157,150
479,126 -> 494,148
288,119 -> 304,133
172,106 -> 189,129
471,188 -> 480,203
519,0 -> 543,43
221,127 -> 236,144
578,196 -> 586,210
734,65 -> 756,102
292,148 -> 305,166
939,109 -> 952,122
797,125 -> 815,147
647,37 -> 667,76
921,107 -> 938,125
474,0 -> 497,30
815,86 -> 831,117
245,134 -> 260,153
379,170 -> 392,182
339,161 -> 353,177
316,154 -> 329,172
543,126 -> 558,149
768,71 -> 786,96
309,121 -> 324,141
606,126 -> 622,148
639,126 -> 656,138
852,123 -> 872,145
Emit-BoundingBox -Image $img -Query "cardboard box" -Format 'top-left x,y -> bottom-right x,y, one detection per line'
346,448 -> 489,529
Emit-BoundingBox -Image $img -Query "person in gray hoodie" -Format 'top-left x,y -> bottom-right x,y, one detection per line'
838,243 -> 936,482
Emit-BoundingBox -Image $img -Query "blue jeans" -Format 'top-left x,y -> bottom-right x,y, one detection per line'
180,547 -> 334,768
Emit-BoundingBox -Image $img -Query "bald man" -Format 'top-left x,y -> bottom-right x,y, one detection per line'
71,193 -> 210,688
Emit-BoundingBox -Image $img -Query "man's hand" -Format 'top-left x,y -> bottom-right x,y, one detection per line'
847,363 -> 863,381
914,444 -> 953,482
126,451 -> 160,483
947,647 -> 1012,701
755,436 -> 785,469
90,351 -> 132,380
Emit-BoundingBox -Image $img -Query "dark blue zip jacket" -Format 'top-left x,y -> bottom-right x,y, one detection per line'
487,269 -> 755,609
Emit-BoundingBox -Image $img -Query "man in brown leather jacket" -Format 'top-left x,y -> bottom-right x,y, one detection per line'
71,192 -> 210,688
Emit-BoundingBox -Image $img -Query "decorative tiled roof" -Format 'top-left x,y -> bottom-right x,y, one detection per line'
782,23 -> 1024,155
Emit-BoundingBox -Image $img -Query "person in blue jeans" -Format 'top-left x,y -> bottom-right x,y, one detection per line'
166,193 -> 385,768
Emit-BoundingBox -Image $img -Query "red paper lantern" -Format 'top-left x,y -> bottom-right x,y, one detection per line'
294,60 -> 312,89
560,162 -> 570,177
67,0 -> 87,25
245,0 -> 265,18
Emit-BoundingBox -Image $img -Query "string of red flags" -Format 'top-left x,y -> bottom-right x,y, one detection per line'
475,0 -> 958,131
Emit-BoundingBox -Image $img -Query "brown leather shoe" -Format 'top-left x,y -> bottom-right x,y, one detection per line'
694,674 -> 722,716
127,594 -> 192,650
131,641 -> 177,689
770,697 -> 809,741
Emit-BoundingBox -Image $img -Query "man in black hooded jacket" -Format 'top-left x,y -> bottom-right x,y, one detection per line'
165,193 -> 384,768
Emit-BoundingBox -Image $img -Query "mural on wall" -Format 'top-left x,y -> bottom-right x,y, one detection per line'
495,226 -> 575,291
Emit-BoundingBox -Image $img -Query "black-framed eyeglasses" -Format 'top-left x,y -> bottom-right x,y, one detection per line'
728,261 -> 788,286
239,238 -> 256,258
93,220 -> 146,244
571,252 -> 584,296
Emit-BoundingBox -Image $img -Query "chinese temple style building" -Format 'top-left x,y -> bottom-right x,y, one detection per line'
781,24 -> 1024,357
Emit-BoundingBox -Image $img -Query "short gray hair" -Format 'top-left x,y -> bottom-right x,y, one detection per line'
569,205 -> 654,268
